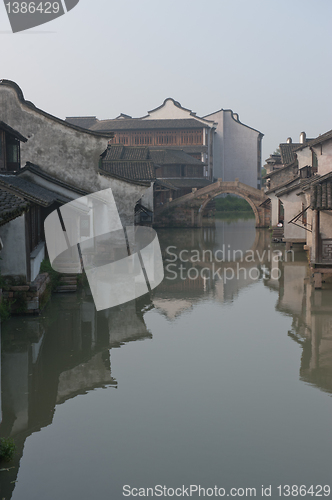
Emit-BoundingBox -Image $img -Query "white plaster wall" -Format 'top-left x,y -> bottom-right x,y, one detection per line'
320,211 -> 332,239
316,154 -> 332,176
206,110 -> 224,180
140,183 -> 154,211
223,111 -> 260,188
309,140 -> 332,176
0,215 -> 27,278
305,193 -> 313,250
313,139 -> 332,158
297,148 -> 312,169
207,127 -> 214,179
30,242 -> 45,282
270,193 -> 279,226
204,110 -> 261,188
322,141 -> 332,155
98,175 -> 148,226
282,192 -> 306,241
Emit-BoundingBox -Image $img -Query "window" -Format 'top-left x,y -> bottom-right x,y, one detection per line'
28,205 -> 43,252
5,134 -> 20,171
312,150 -> 318,173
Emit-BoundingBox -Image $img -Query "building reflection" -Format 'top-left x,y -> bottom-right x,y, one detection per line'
3,222 -> 332,498
264,251 -> 332,395
158,224 -> 332,396
0,291 -> 152,499
294,286 -> 332,395
154,223 -> 271,318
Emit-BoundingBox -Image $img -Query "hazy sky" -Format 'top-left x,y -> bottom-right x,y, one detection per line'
1,0 -> 331,162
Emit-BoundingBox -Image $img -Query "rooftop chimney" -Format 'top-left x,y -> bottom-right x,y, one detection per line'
286,137 -> 292,144
300,131 -> 306,144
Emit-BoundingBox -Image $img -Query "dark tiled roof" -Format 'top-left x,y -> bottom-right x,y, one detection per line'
0,188 -> 29,226
155,179 -> 179,190
0,175 -> 70,206
0,121 -> 27,142
98,168 -> 151,186
279,143 -> 301,165
310,173 -> 332,210
303,171 -> 332,188
19,163 -> 89,196
90,118 -> 206,132
65,116 -> 98,129
102,145 -> 150,161
115,113 -> 132,119
101,145 -> 154,182
155,178 -> 212,189
265,154 -> 282,165
276,175 -> 320,197
100,145 -> 204,182
150,149 -> 204,166
263,160 -> 297,180
100,161 -> 155,182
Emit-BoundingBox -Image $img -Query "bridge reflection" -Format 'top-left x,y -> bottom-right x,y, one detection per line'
155,220 -> 271,316
1,222 -> 332,498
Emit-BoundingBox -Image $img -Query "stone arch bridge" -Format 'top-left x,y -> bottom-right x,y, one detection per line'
154,179 -> 270,228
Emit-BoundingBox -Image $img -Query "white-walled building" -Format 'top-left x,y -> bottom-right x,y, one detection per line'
67,98 -> 264,189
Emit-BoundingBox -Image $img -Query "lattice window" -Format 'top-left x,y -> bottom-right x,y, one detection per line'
321,239 -> 332,263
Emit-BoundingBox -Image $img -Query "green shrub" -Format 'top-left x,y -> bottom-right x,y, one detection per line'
0,298 -> 12,321
0,438 -> 16,462
40,259 -> 61,291
215,195 -> 252,212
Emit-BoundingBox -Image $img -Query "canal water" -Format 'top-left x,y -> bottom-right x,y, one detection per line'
1,218 -> 332,499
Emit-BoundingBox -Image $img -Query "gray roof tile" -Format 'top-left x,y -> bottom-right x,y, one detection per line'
100,161 -> 155,181
103,145 -> 150,161
150,149 -> 204,166
0,175 -> 70,206
279,143 -> 301,166
19,163 -> 89,196
0,188 -> 29,226
65,116 -> 99,129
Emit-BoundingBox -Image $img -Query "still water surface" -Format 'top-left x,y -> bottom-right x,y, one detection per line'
1,219 -> 332,499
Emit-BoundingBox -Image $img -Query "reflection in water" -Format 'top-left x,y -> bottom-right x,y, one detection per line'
155,220 -> 272,315
265,256 -> 332,395
1,218 -> 332,499
0,292 -> 152,499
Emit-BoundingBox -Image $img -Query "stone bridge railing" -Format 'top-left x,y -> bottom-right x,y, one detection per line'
154,179 -> 270,228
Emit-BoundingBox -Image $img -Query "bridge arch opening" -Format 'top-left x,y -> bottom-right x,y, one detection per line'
199,190 -> 261,227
